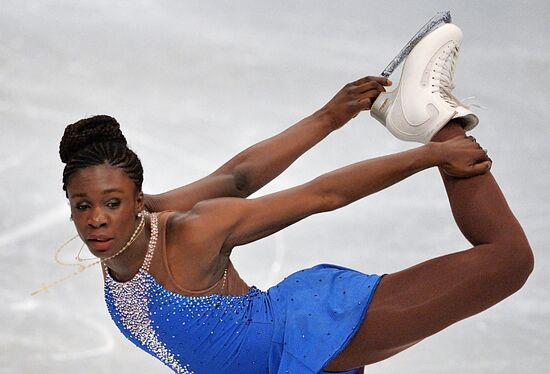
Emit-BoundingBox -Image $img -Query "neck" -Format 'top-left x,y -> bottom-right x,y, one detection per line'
104,215 -> 150,282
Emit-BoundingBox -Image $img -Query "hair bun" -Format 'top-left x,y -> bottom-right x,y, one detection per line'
59,115 -> 127,164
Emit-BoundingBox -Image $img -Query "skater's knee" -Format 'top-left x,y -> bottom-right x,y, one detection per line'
493,238 -> 534,291
512,240 -> 534,286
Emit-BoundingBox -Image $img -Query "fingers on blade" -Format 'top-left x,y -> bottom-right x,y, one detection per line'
352,76 -> 392,86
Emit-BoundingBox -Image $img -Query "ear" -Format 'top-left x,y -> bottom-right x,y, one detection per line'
135,191 -> 145,215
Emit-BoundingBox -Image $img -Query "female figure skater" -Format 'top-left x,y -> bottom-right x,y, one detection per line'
56,24 -> 533,373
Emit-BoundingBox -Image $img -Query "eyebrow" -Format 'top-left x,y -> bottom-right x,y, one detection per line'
69,188 -> 124,199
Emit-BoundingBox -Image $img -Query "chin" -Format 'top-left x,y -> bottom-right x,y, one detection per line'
86,242 -> 117,258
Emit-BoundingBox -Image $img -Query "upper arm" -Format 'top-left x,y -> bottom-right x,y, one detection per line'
190,180 -> 332,250
144,171 -> 247,213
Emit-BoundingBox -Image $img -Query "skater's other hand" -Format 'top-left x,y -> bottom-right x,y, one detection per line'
435,135 -> 492,178
322,76 -> 392,130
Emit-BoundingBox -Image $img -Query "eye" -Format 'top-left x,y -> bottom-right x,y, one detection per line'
75,202 -> 91,211
106,199 -> 120,209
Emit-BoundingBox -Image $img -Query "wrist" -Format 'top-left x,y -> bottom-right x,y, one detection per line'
316,106 -> 345,131
424,142 -> 444,167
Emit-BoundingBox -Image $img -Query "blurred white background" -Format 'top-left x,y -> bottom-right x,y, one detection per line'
1,1 -> 548,373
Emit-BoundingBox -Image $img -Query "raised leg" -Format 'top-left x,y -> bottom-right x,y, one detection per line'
324,121 -> 534,371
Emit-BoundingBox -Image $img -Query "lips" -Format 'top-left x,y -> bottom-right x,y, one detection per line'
87,235 -> 114,251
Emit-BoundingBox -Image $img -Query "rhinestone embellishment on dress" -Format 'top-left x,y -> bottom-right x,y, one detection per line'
104,213 -> 193,374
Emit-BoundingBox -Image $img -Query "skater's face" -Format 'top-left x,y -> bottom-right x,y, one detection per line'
66,164 -> 144,259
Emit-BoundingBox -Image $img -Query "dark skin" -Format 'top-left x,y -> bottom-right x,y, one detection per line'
67,165 -> 148,281
68,76 -> 393,285
67,76 -> 533,371
67,136 -> 490,286
142,76 -> 392,213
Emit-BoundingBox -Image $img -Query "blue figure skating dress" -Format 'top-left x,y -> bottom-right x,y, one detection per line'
104,212 -> 383,373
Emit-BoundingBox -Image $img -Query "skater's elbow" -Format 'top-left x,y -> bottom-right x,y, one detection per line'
317,188 -> 352,212
309,177 -> 349,212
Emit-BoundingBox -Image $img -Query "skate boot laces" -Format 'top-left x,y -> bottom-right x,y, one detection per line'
433,44 -> 485,110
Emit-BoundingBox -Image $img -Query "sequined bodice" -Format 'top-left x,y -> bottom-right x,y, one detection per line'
103,212 -> 274,373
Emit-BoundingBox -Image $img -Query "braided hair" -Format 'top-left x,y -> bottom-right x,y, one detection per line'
59,115 -> 143,196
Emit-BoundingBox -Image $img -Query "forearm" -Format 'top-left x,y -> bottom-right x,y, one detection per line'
146,76 -> 389,211
315,144 -> 439,210
220,108 -> 336,196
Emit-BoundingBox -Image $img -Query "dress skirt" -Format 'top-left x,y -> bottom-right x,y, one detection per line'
266,263 -> 384,373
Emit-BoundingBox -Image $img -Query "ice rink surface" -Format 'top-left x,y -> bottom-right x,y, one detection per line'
1,1 -> 549,373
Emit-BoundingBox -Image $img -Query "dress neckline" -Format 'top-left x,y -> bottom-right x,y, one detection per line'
105,257 -> 260,299
103,211 -> 158,284
103,211 -> 254,297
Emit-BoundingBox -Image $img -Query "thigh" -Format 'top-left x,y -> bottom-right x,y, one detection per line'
324,243 -> 517,371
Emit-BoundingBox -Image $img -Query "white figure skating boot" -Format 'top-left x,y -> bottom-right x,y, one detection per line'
371,23 -> 479,143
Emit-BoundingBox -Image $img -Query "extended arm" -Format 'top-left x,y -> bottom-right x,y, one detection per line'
183,136 -> 491,253
145,76 -> 391,213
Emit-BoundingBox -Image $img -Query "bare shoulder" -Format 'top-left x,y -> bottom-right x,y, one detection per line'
163,205 -> 232,261
165,210 -> 210,248
161,208 -> 230,288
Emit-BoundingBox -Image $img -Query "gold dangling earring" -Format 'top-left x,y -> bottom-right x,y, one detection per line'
75,242 -> 95,262
33,233 -> 101,296
54,233 -> 80,266
32,212 -> 147,296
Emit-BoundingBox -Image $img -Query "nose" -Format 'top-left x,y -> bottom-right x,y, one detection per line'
88,207 -> 108,229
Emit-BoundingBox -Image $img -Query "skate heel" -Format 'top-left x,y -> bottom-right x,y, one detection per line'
371,88 -> 398,128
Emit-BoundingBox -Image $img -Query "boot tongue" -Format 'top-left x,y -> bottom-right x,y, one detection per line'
452,95 -> 485,131
453,107 -> 479,131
